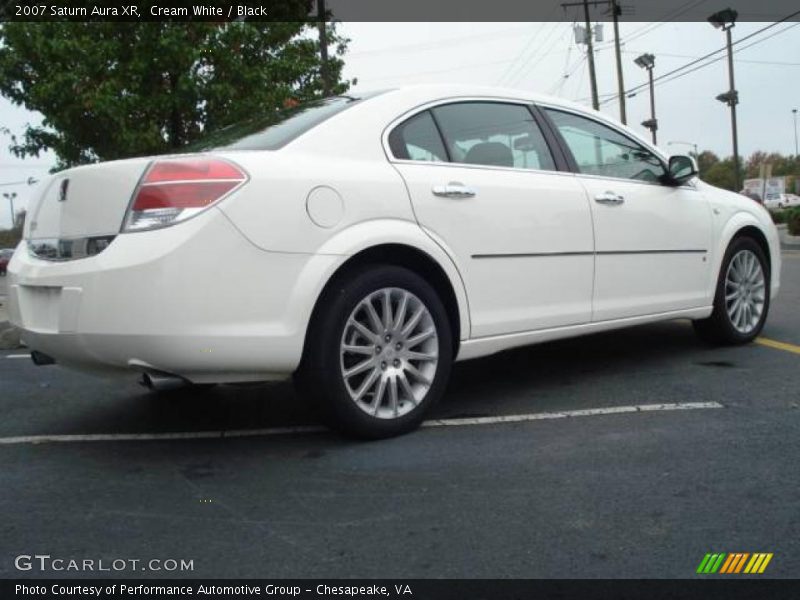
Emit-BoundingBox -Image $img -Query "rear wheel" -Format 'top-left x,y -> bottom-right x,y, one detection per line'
296,265 -> 453,439
693,236 -> 770,344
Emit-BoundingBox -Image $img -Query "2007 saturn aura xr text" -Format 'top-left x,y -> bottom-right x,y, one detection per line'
7,84 -> 781,438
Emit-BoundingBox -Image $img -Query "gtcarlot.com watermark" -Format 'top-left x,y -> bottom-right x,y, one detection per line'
14,554 -> 194,573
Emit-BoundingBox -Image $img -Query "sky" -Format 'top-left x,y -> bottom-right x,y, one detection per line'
1,20 -> 800,228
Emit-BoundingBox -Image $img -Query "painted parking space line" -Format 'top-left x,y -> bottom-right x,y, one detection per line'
0,402 -> 723,446
755,337 -> 800,356
420,402 -> 723,427
4,354 -> 30,359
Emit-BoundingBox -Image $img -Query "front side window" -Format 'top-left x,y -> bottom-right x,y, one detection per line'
545,109 -> 667,183
432,102 -> 556,171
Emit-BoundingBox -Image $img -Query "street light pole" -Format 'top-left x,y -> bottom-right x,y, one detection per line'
725,26 -> 740,192
634,53 -> 657,145
3,192 -> 17,229
709,8 -> 740,192
793,108 -> 798,156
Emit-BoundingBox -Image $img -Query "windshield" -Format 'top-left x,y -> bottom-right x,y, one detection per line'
186,91 -> 386,153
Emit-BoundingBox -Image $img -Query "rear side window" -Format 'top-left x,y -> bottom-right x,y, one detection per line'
388,111 -> 448,162
432,102 -> 556,171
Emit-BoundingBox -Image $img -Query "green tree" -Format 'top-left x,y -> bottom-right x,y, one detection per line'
701,156 -> 740,191
696,150 -> 720,176
0,20 -> 350,169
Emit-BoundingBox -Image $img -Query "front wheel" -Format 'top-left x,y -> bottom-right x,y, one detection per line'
693,236 -> 770,344
296,265 -> 453,439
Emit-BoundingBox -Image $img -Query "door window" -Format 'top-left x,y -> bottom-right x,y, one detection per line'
545,109 -> 667,183
431,102 -> 556,171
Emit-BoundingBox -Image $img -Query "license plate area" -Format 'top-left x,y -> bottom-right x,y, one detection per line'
18,286 -> 62,333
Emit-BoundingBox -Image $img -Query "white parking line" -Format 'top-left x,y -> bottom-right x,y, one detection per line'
0,402 -> 723,446
420,401 -> 723,427
4,354 -> 30,359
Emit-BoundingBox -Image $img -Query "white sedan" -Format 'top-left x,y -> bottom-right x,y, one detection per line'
763,193 -> 800,210
7,85 -> 781,438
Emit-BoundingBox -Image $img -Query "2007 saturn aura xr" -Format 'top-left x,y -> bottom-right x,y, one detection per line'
7,85 -> 781,438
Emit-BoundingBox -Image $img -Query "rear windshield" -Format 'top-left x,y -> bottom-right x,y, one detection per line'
186,91 -> 386,152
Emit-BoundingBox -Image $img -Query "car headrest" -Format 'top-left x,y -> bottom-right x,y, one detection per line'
463,142 -> 514,168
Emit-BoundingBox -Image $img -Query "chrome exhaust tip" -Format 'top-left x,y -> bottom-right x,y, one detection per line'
30,350 -> 56,366
139,372 -> 187,392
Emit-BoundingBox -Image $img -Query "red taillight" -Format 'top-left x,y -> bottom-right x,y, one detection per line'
123,157 -> 247,232
143,158 -> 245,183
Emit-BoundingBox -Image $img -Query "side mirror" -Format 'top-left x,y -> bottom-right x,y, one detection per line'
667,155 -> 698,185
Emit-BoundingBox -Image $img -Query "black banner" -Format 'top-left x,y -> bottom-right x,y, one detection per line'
2,0 -> 800,22
4,580 -> 800,600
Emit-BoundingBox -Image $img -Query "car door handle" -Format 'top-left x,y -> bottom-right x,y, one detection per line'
432,182 -> 476,199
594,191 -> 625,205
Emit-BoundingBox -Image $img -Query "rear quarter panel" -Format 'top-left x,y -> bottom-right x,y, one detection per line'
215,151 -> 416,254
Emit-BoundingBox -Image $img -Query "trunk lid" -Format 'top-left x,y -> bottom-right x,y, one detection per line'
27,157 -> 151,241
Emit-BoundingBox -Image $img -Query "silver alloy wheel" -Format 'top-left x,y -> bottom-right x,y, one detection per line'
724,249 -> 766,334
339,287 -> 439,419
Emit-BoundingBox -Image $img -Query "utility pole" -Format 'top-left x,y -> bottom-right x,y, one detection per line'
317,0 -> 331,96
793,108 -> 798,156
611,0 -> 626,123
583,0 -> 599,110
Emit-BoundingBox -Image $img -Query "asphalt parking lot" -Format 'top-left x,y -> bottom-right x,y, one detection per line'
1,253 -> 799,579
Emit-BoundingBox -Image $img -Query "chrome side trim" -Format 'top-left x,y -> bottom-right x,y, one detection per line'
471,249 -> 707,259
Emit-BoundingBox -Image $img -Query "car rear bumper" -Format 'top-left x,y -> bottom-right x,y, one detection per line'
7,208 -> 341,383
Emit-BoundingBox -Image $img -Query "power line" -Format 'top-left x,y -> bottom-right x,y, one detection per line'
622,49 -> 800,67
497,19 -> 564,86
622,0 -> 712,45
643,23 -> 800,91
505,23 -> 573,88
601,13 -> 800,106
361,56 -> 523,82
347,25 -> 534,59
553,52 -> 588,96
495,24 -> 550,85
549,34 -> 577,95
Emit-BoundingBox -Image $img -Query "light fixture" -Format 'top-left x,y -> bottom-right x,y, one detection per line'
634,53 -> 655,70
708,8 -> 738,30
715,91 -> 739,106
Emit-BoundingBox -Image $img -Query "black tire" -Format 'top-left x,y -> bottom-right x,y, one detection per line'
296,264 -> 453,439
693,236 -> 770,345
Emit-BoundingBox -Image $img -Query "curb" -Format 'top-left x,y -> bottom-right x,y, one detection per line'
777,225 -> 800,250
0,295 -> 22,350
0,321 -> 21,350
